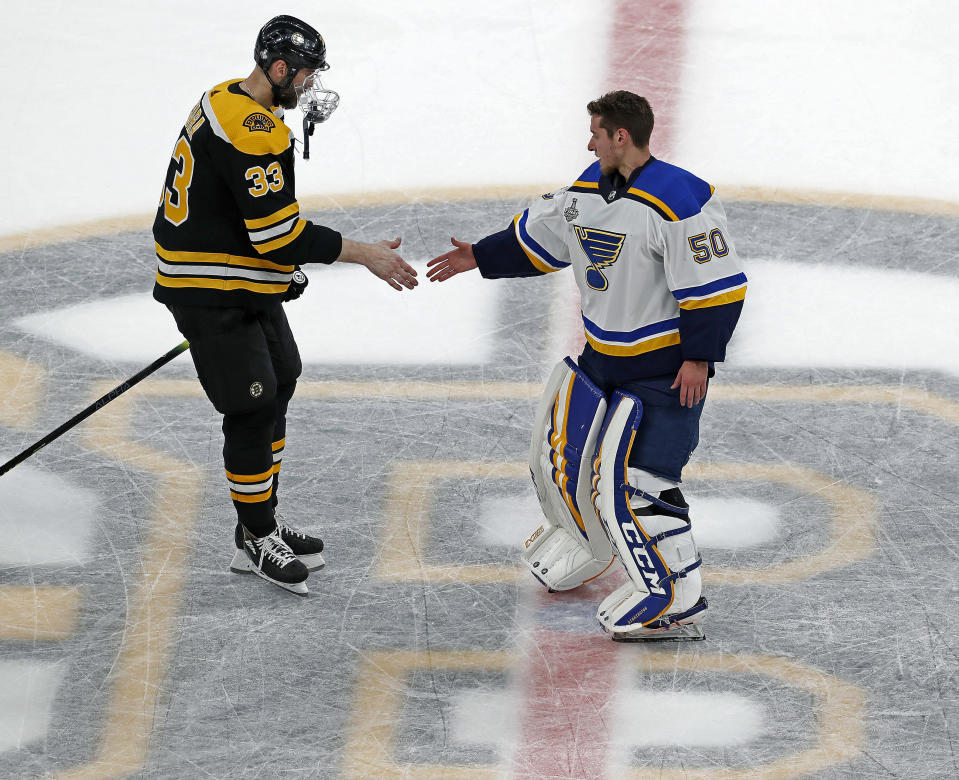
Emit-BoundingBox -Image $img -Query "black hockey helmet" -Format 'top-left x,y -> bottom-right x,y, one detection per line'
254,15 -> 329,75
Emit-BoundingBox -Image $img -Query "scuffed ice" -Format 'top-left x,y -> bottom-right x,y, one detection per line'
0,200 -> 957,778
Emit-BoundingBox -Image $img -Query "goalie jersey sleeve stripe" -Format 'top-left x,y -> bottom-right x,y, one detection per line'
673,273 -> 748,309
474,190 -> 574,278
514,211 -> 570,272
473,225 -> 551,279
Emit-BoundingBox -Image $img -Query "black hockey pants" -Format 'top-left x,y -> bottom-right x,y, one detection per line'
167,303 -> 302,537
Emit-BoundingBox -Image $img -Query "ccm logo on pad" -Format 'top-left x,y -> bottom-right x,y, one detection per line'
620,521 -> 666,596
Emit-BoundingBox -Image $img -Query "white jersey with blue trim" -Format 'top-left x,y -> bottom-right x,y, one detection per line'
513,158 -> 746,364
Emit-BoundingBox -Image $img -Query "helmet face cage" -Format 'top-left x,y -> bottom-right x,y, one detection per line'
296,73 -> 340,124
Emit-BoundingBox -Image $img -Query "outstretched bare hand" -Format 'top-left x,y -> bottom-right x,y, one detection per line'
340,237 -> 418,291
426,237 -> 478,282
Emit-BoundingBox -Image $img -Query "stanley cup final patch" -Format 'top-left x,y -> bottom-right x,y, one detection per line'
243,113 -> 276,133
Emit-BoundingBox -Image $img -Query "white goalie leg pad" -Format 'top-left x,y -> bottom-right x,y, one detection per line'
522,357 -> 614,591
592,391 -> 706,640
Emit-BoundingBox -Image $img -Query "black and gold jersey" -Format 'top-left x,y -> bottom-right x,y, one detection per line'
152,79 -> 342,308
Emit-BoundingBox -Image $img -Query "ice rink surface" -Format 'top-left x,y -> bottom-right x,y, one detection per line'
2,2 -> 958,779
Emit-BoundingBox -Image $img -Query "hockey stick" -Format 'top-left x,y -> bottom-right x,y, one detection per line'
0,340 -> 190,478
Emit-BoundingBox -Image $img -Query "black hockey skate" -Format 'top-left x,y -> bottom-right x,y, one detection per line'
235,528 -> 310,596
231,521 -> 325,574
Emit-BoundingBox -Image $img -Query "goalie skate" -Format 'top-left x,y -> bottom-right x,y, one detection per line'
599,581 -> 707,642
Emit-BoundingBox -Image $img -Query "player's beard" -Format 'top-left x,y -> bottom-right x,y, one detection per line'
275,85 -> 298,110
597,157 -> 617,176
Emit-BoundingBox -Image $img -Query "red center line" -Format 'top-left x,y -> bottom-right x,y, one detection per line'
606,0 -> 688,159
513,627 -> 622,780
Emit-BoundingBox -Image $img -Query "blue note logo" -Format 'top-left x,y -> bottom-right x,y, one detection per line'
574,226 -> 626,291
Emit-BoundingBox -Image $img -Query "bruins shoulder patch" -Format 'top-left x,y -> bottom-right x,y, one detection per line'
243,113 -> 276,133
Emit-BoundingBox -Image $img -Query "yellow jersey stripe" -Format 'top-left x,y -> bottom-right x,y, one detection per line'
155,243 -> 295,273
584,330 -> 681,357
679,286 -> 747,310
245,202 -> 300,230
626,188 -> 680,221
155,273 -> 289,295
254,219 -> 306,254
512,214 -> 561,274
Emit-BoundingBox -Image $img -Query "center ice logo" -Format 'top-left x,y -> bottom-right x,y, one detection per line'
574,226 -> 626,291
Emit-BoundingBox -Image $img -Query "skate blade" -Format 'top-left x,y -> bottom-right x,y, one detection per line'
299,552 -> 326,571
230,549 -> 324,573
610,623 -> 705,643
276,579 -> 308,596
236,557 -> 309,596
229,549 -> 251,574
249,568 -> 308,596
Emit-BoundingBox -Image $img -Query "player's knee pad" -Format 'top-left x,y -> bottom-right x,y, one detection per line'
523,358 -> 615,591
592,391 -> 706,636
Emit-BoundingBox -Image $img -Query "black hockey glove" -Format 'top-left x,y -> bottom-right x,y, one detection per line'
283,267 -> 309,302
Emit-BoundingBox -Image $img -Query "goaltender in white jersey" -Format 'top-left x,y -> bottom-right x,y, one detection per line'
427,91 -> 746,641
514,159 -> 744,368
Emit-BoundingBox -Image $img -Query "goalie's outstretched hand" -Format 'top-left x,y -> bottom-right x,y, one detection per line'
426,237 -> 478,282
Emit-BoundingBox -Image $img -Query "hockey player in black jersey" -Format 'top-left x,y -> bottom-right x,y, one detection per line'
153,15 -> 418,595
427,91 -> 746,639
